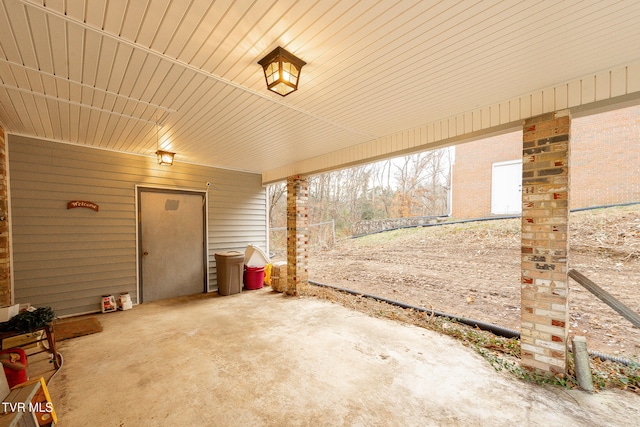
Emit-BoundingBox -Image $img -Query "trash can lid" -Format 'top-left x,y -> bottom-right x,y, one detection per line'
215,251 -> 243,257
244,244 -> 270,267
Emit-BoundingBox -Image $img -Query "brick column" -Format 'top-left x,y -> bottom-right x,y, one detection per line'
0,126 -> 10,306
521,111 -> 571,374
286,175 -> 309,296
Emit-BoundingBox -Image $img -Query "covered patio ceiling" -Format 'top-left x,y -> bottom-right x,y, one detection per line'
1,0 -> 640,183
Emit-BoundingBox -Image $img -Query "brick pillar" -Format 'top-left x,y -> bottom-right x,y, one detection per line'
521,111 -> 571,374
286,175 -> 309,296
0,126 -> 10,306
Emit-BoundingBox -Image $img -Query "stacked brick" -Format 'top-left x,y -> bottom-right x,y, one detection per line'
0,126 -> 9,306
286,175 -> 309,296
520,111 -> 571,374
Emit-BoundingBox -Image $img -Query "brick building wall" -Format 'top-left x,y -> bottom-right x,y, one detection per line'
451,132 -> 522,218
571,106 -> 640,208
452,105 -> 640,218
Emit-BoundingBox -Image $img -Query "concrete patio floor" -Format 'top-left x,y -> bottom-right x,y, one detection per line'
36,288 -> 640,426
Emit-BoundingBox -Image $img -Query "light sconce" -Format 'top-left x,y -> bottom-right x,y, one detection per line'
156,149 -> 175,166
154,122 -> 175,166
258,46 -> 306,96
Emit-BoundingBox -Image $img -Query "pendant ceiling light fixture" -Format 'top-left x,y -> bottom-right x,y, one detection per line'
258,46 -> 306,96
156,149 -> 175,166
154,122 -> 175,166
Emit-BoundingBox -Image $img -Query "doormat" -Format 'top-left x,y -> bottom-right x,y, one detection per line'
54,318 -> 103,341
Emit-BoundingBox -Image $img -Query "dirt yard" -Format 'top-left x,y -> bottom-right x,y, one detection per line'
306,204 -> 640,361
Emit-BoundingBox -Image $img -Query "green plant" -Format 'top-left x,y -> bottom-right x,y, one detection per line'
1,307 -> 57,333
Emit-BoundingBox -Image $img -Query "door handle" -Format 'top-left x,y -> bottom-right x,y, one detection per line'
143,251 -> 149,256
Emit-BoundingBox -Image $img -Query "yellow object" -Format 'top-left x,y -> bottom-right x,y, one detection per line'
264,263 -> 272,285
37,376 -> 58,425
7,377 -> 58,425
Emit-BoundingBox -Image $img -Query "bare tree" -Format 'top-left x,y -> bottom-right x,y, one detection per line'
369,160 -> 394,218
391,150 -> 451,217
268,147 -> 452,239
268,183 -> 287,227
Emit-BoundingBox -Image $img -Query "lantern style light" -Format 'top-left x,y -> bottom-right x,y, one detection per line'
156,149 -> 175,165
258,46 -> 306,96
154,121 -> 175,165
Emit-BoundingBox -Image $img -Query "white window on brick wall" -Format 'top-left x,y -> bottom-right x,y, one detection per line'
491,159 -> 522,215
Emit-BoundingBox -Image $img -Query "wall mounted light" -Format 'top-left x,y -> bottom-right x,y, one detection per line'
258,46 -> 306,96
154,122 -> 175,165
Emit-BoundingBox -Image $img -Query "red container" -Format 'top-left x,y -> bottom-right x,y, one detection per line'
244,265 -> 265,290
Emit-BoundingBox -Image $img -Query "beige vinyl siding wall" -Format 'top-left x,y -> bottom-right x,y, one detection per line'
8,135 -> 266,317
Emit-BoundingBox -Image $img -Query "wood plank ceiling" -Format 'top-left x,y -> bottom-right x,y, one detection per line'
1,0 -> 640,178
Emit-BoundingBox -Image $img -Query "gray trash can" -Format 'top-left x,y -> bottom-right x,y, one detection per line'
215,251 -> 244,296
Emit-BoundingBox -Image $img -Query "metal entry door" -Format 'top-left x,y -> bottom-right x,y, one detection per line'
491,160 -> 522,215
139,188 -> 206,302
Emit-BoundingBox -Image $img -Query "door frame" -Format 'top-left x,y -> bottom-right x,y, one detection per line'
135,185 -> 209,303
